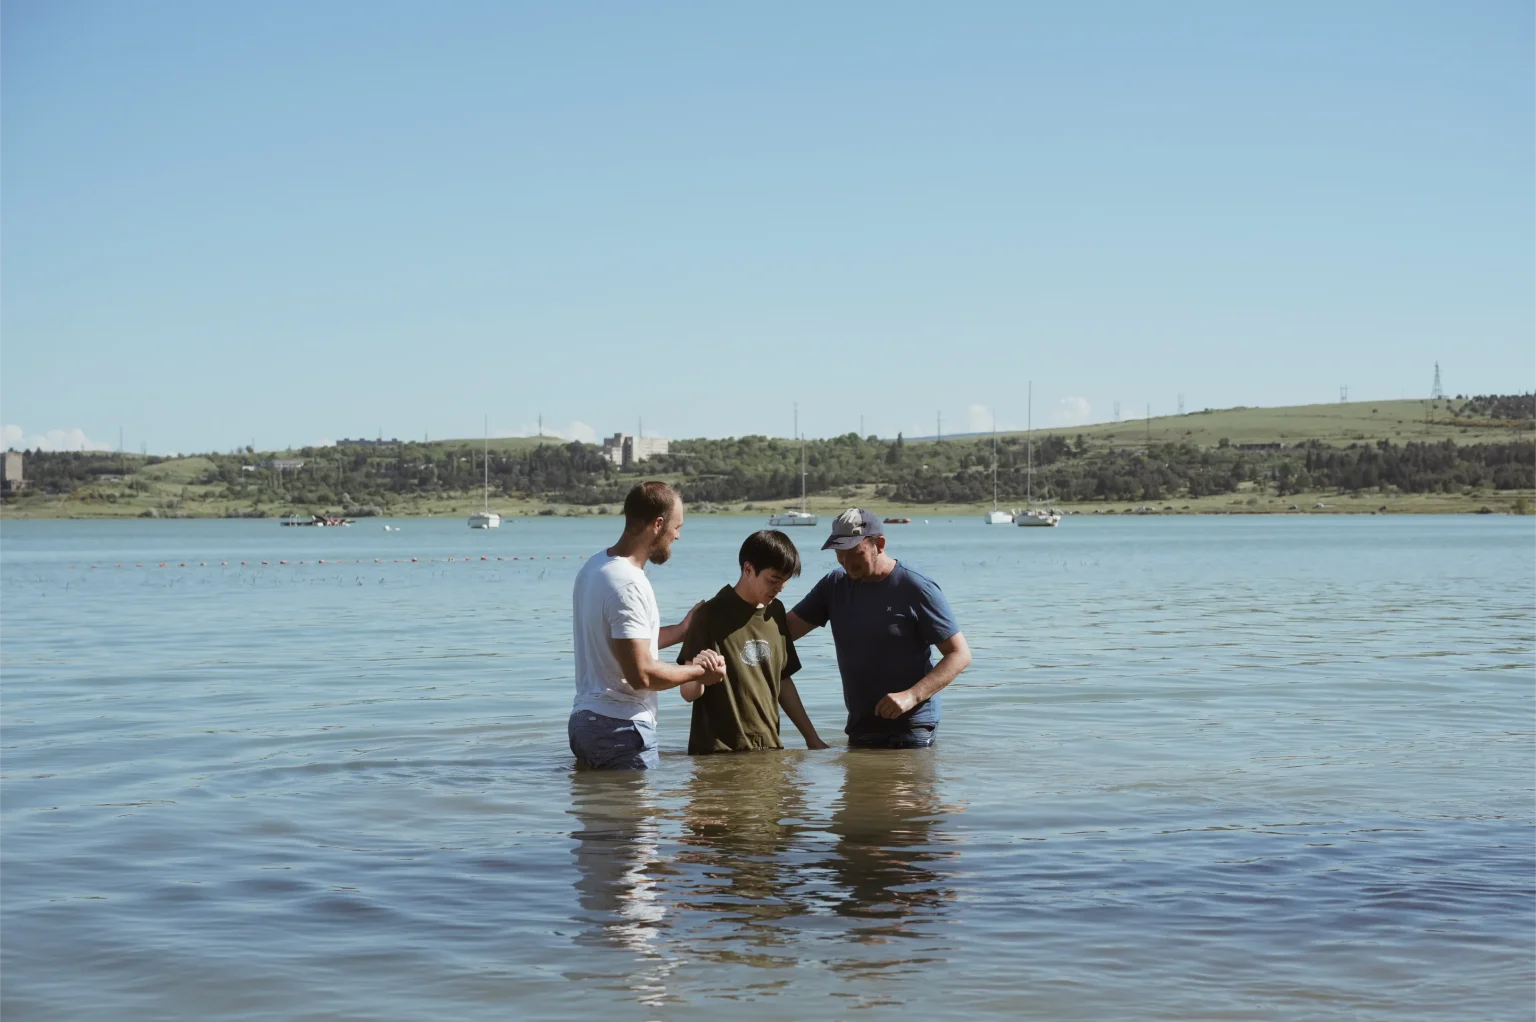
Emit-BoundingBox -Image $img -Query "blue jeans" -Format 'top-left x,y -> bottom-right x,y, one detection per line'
568,711 -> 659,770
847,724 -> 936,749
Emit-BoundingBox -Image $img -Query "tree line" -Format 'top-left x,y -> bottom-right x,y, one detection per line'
9,428 -> 1533,510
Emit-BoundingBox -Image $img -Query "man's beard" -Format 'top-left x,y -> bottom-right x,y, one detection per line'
649,539 -> 672,565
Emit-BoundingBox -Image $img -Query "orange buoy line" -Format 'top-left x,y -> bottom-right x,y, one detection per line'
102,553 -> 587,568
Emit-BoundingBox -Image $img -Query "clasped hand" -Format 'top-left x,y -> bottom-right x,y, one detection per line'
690,649 -> 727,685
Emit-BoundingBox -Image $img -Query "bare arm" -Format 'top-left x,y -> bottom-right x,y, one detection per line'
785,611 -> 819,643
613,638 -> 726,693
874,632 -> 972,719
778,675 -> 829,749
658,601 -> 704,650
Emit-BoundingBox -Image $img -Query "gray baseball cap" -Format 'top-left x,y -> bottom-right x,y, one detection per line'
821,508 -> 885,550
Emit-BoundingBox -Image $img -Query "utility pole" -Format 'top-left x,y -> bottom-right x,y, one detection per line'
538,414 -> 543,437
1113,401 -> 1121,422
1178,393 -> 1185,416
937,411 -> 942,442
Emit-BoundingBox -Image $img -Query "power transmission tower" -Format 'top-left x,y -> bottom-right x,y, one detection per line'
1178,393 -> 1185,416
1340,385 -> 1348,402
1431,362 -> 1443,400
1113,401 -> 1121,422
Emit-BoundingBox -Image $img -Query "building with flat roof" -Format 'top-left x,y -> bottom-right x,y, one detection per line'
600,433 -> 669,469
2,451 -> 23,492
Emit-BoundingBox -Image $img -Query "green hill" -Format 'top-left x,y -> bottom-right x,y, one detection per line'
977,398 -> 1531,450
424,435 -> 568,453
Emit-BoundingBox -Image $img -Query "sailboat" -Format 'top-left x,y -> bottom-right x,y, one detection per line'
769,428 -> 817,527
468,416 -> 501,529
985,416 -> 1013,524
1016,382 -> 1060,527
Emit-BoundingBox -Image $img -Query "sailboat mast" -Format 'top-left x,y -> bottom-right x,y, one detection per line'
1026,383 -> 1033,506
482,415 -> 489,512
800,437 -> 807,514
992,415 -> 999,512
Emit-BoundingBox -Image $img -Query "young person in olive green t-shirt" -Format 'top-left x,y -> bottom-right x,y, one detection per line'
677,531 -> 829,755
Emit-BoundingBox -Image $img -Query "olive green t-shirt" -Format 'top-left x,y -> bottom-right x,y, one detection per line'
677,586 -> 802,755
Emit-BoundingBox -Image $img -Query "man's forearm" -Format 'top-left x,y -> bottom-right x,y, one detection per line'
637,659 -> 708,692
658,622 -> 688,648
906,650 -> 969,702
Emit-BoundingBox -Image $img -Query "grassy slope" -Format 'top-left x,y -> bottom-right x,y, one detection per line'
424,436 -> 569,453
960,398 -> 1530,450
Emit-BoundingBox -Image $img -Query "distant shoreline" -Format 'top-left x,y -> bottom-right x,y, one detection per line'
4,489 -> 1531,521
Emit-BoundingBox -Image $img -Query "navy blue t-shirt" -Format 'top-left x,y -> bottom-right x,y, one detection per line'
790,561 -> 961,736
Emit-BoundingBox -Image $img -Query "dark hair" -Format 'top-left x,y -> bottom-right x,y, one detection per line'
623,481 -> 679,529
739,530 -> 802,578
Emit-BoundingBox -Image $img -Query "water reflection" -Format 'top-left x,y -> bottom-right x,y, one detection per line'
565,751 -> 963,1006
674,752 -> 817,967
821,750 -> 959,937
568,773 -> 667,951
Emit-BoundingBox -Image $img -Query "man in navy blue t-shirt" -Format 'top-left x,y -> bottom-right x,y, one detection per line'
787,509 -> 972,748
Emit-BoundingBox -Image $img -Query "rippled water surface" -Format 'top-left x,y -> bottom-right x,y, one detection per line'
3,515 -> 1532,1020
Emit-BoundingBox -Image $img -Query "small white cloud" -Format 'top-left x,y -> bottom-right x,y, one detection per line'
966,404 -> 993,434
1050,397 -> 1092,427
2,425 -> 112,451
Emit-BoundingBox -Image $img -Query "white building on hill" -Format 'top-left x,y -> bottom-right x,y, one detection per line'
601,433 -> 668,468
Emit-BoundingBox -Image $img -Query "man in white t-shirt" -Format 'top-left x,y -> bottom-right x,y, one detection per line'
570,481 -> 726,769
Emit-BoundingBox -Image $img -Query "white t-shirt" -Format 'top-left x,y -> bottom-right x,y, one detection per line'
571,549 -> 661,723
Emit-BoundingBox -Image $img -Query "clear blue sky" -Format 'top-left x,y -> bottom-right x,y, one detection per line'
3,1 -> 1531,453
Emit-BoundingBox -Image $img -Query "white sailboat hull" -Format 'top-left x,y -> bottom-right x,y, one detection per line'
985,510 -> 1014,524
768,511 -> 818,527
468,512 -> 501,529
1015,510 -> 1060,527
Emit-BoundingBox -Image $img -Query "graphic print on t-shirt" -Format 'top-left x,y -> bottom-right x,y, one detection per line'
741,639 -> 771,666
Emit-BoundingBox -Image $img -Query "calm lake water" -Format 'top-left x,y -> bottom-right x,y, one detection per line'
2,515 -> 1532,1021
